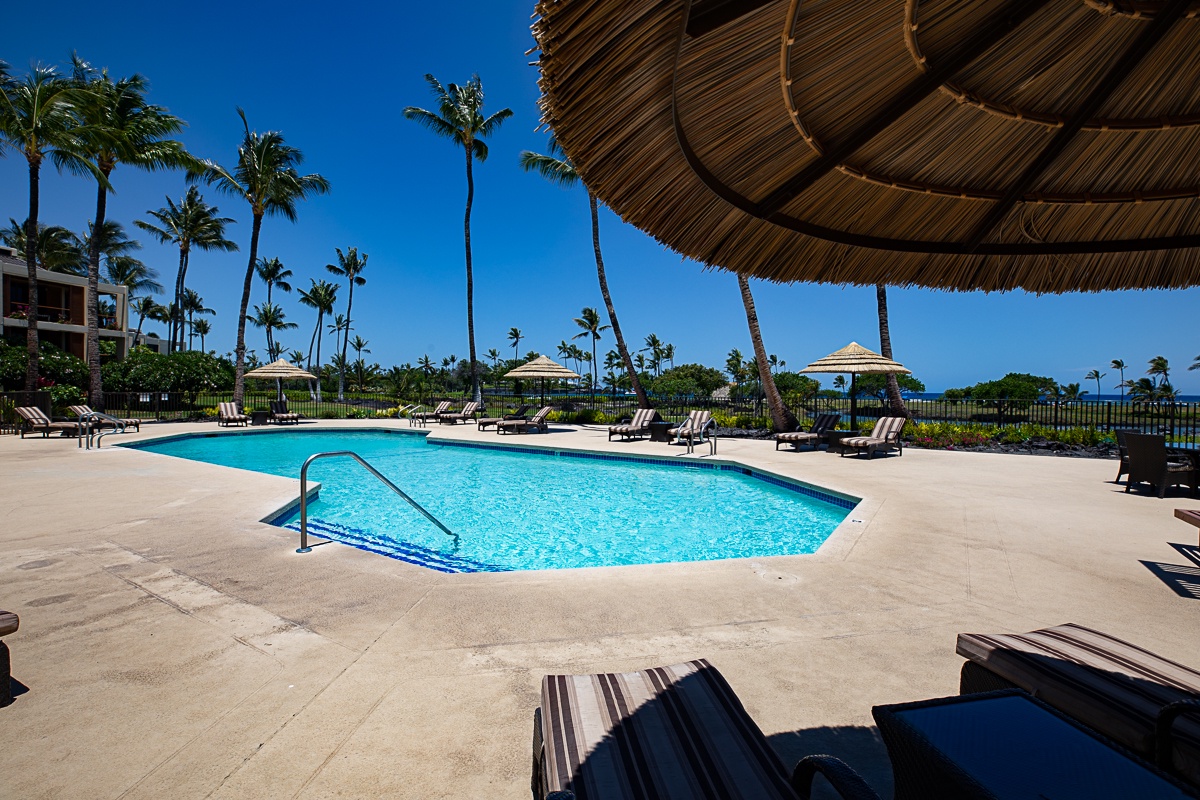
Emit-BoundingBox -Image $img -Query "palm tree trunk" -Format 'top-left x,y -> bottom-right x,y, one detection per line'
590,192 -> 648,408
133,308 -> 147,348
200,331 -> 206,351
233,214 -> 262,406
86,175 -> 110,410
314,313 -> 323,403
737,274 -> 797,433
876,284 -> 910,418
170,245 -> 186,352
187,310 -> 194,350
24,159 -> 41,392
464,144 -> 480,404
338,281 -> 352,401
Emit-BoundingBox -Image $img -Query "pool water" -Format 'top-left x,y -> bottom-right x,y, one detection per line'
128,430 -> 855,572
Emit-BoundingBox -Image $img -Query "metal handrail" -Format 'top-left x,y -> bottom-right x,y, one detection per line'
296,450 -> 458,554
78,411 -> 126,449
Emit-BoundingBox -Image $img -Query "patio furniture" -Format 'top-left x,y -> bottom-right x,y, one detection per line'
14,406 -> 86,439
477,405 -> 533,431
668,409 -> 716,454
439,401 -> 480,425
66,404 -> 141,432
217,402 -> 249,427
874,689 -> 1197,800
498,406 -> 552,435
957,623 -> 1200,785
0,609 -> 18,708
607,407 -> 660,441
1115,428 -> 1139,483
837,417 -> 906,459
648,420 -> 674,442
1124,433 -> 1198,498
268,400 -> 301,425
532,659 -> 881,800
1176,509 -> 1200,546
409,401 -> 451,427
776,412 -> 840,451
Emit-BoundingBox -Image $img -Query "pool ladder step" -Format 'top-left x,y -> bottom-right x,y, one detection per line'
285,518 -> 499,573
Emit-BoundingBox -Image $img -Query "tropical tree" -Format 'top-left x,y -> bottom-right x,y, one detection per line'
256,256 -> 292,306
288,349 -> 306,367
1147,356 -> 1170,389
250,301 -> 296,360
876,284 -> 909,418
180,289 -> 214,350
297,279 -> 337,401
725,348 -> 745,385
191,318 -> 211,352
663,343 -> 676,371
1085,369 -> 1105,400
136,186 -> 238,352
735,275 -> 798,432
350,335 -> 370,360
2,219 -> 84,273
326,314 -> 349,361
326,246 -> 368,400
1111,359 -> 1127,402
519,135 -> 648,407
833,375 -> 847,395
129,296 -> 165,348
0,63 -> 90,389
642,333 -> 665,377
405,74 -> 512,404
194,108 -> 329,404
103,253 -> 162,297
485,348 -> 500,368
572,306 -> 609,395
507,327 -> 523,359
71,56 -> 198,407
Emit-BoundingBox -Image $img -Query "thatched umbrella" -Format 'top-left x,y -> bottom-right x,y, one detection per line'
244,359 -> 316,401
504,355 -> 581,405
533,0 -> 1200,293
799,343 -> 910,429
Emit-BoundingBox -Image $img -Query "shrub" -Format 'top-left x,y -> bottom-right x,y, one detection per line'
374,407 -> 401,418
200,406 -> 219,418
318,409 -> 340,419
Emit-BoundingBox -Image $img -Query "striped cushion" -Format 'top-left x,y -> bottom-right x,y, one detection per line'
776,431 -> 819,442
958,624 -> 1200,781
537,660 -> 796,800
840,436 -> 882,447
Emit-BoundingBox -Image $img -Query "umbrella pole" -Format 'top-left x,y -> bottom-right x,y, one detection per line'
276,377 -> 283,402
850,372 -> 857,430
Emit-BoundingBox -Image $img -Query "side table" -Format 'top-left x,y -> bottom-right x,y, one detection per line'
823,430 -> 857,453
648,421 -> 674,442
250,410 -> 270,426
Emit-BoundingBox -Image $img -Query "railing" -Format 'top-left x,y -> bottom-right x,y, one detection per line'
296,451 -> 458,554
77,411 -> 128,449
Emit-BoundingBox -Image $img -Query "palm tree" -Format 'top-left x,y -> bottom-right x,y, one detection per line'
180,289 -> 214,350
326,314 -> 349,360
256,256 -> 292,306
1085,369 -> 1105,401
876,284 -> 909,418
507,327 -> 523,359
485,348 -> 500,368
297,279 -> 337,401
1111,359 -> 1127,402
571,306 -> 609,394
250,301 -> 297,359
0,64 -> 90,390
350,335 -> 370,360
326,246 -> 368,400
191,318 -> 211,352
642,333 -> 666,377
1148,356 -> 1170,388
129,295 -> 165,349
2,219 -> 84,273
71,57 -> 198,407
104,254 -> 162,297
736,275 -> 798,432
520,136 -> 649,407
663,343 -> 676,370
136,186 -> 238,352
288,349 -> 306,368
405,75 -> 512,405
194,109 -> 330,404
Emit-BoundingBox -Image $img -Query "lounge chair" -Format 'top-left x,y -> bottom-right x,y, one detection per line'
217,402 -> 249,427
668,409 -> 716,453
0,608 -> 18,708
268,400 -> 301,425
15,407 -> 86,439
1124,432 -> 1198,498
837,416 -> 906,458
775,412 -> 840,451
477,404 -> 532,431
409,401 -> 451,427
532,659 -> 880,800
497,406 -> 552,435
1114,428 -> 1139,483
67,404 -> 141,432
957,623 -> 1200,785
607,407 -> 660,441
439,401 -> 480,425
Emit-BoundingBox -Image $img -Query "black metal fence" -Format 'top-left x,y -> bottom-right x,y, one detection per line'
0,390 -> 51,433
6,387 -> 1198,445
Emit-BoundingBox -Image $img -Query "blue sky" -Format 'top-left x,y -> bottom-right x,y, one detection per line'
3,1 -> 1199,394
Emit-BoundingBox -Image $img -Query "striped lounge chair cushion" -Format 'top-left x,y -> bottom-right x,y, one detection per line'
535,659 -> 797,800
839,436 -> 880,447
776,430 -> 818,442
958,623 -> 1200,782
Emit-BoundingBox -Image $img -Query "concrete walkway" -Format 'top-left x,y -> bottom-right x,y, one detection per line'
1,419 -> 1196,798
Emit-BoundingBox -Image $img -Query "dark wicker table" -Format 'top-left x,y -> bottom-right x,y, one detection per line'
823,430 -> 858,453
250,410 -> 270,426
648,420 -> 674,442
873,690 -> 1198,799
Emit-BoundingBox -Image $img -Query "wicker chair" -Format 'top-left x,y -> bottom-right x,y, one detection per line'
497,406 -> 552,435
217,402 -> 249,427
478,405 -> 533,431
67,404 -> 141,431
14,406 -> 86,438
1124,432 -> 1197,498
1114,428 -> 1139,483
837,416 -> 907,458
439,401 -> 480,424
775,412 -> 840,451
607,407 -> 660,441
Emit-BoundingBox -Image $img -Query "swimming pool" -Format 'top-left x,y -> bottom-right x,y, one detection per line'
127,429 -> 856,572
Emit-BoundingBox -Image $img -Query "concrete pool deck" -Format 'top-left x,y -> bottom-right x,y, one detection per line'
1,419 -> 1197,798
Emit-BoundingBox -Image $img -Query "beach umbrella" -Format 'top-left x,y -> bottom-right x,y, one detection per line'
244,358 -> 316,401
532,0 -> 1200,293
504,355 -> 581,405
799,343 -> 910,429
